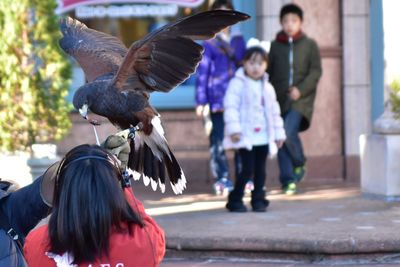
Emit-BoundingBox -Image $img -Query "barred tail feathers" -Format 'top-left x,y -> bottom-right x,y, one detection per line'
127,116 -> 186,194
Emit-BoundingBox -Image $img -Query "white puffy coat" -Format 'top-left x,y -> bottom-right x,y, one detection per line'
223,68 -> 286,156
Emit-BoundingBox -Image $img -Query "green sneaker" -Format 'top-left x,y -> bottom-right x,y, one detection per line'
293,166 -> 306,182
283,183 -> 297,195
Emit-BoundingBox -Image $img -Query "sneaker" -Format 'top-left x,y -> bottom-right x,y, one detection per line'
245,180 -> 254,195
226,201 -> 247,212
283,183 -> 297,195
213,178 -> 234,195
293,165 -> 306,182
213,180 -> 224,195
222,178 -> 234,192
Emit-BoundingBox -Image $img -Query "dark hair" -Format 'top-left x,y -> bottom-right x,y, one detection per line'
243,46 -> 268,63
48,144 -> 143,264
211,0 -> 234,10
280,3 -> 303,21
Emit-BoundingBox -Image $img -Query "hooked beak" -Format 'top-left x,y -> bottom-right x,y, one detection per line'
78,104 -> 88,119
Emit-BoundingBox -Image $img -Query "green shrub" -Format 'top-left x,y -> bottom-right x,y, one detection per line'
0,0 -> 71,152
390,79 -> 400,119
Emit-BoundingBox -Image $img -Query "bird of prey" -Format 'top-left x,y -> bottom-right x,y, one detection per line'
59,10 -> 250,194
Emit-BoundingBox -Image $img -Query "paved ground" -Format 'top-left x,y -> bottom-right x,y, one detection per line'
161,258 -> 400,266
132,178 -> 400,265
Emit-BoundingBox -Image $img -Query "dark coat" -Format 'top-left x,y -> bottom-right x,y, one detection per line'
195,34 -> 246,111
268,32 -> 322,131
0,176 -> 50,267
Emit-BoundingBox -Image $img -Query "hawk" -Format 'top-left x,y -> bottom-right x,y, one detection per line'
59,10 -> 250,194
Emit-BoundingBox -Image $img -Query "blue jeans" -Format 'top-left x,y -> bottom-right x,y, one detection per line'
209,112 -> 230,180
278,109 -> 306,187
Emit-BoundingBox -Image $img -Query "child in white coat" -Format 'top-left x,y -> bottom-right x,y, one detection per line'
223,40 -> 286,212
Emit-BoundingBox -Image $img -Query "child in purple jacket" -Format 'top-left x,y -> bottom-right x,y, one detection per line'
195,0 -> 246,195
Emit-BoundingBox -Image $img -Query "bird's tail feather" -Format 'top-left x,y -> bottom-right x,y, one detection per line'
127,116 -> 186,194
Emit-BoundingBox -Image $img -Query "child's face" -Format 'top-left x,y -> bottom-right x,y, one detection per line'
243,54 -> 267,80
281,13 -> 302,37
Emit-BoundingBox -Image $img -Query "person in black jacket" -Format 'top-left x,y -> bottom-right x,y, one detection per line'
0,173 -> 53,266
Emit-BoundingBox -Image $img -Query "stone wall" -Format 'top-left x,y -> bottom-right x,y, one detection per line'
342,0 -> 370,179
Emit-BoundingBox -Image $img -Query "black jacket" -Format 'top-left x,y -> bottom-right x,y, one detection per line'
0,176 -> 50,267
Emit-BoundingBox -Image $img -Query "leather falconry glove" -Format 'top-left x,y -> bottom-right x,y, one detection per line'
102,135 -> 131,171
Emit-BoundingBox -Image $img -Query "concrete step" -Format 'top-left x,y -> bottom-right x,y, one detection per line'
135,180 -> 400,262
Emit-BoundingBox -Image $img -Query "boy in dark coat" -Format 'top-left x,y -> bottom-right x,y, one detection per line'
267,3 -> 322,194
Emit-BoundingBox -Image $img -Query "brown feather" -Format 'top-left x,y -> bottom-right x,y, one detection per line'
59,17 -> 128,82
112,10 -> 250,93
132,106 -> 157,135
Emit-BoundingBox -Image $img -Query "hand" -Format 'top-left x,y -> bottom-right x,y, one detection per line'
275,140 -> 285,148
102,135 -> 131,171
230,133 -> 241,143
196,105 -> 205,117
288,86 -> 301,101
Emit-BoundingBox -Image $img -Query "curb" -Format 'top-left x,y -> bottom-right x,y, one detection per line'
166,236 -> 400,255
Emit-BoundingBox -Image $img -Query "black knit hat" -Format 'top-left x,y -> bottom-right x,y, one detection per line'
280,3 -> 303,21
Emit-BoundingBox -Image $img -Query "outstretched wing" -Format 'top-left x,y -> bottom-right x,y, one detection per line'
113,10 -> 250,92
59,17 -> 128,82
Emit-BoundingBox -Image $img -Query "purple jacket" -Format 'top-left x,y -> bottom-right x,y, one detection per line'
195,34 -> 246,111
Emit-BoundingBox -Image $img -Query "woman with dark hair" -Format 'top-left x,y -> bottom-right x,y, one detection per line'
24,140 -> 165,267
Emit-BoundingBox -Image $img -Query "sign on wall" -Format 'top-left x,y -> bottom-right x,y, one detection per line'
75,4 -> 179,18
56,0 -> 205,14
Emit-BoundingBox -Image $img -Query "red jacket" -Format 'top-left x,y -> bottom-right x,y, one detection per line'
24,189 -> 165,267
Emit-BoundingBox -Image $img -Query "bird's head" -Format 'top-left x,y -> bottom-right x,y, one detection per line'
73,86 -> 92,120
